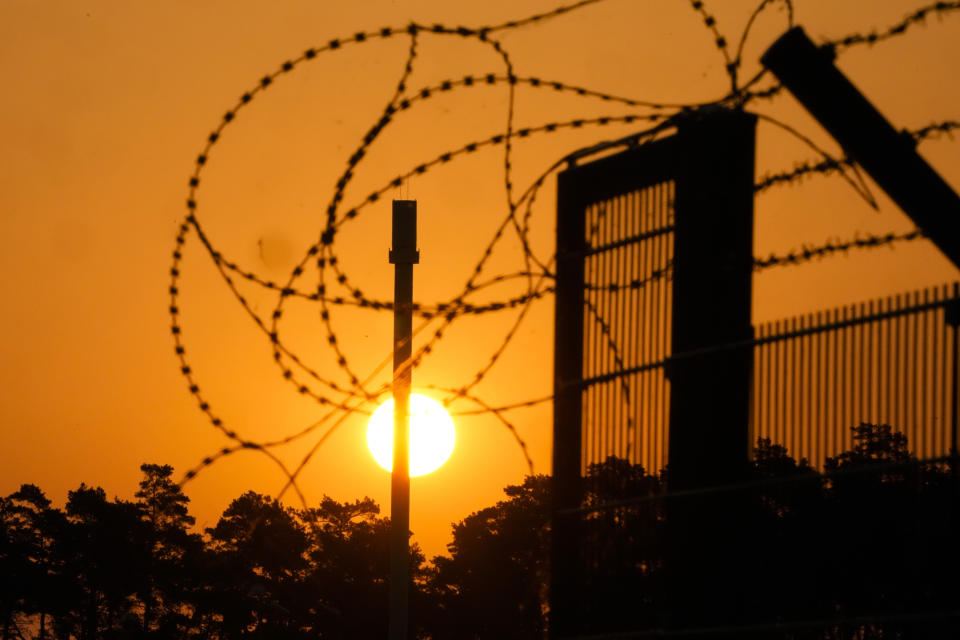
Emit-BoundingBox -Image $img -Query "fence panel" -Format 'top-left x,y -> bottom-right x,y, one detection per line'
581,182 -> 674,476
752,282 -> 960,465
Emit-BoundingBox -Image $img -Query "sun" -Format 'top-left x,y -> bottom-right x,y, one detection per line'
366,393 -> 456,476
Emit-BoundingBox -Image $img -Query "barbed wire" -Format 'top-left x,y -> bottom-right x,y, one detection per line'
755,120 -> 959,192
169,0 -> 958,505
826,1 -> 960,52
754,229 -> 927,270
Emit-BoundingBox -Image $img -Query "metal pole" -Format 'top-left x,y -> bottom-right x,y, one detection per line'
389,200 -> 418,640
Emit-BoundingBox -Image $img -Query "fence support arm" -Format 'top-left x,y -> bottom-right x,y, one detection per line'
761,26 -> 960,270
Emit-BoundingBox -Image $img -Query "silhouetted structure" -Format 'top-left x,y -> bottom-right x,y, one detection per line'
389,200 -> 419,640
762,26 -> 960,271
754,284 -> 960,464
550,26 -> 960,639
552,107 -> 757,636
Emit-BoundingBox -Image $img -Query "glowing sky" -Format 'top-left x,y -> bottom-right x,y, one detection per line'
1,0 -> 958,558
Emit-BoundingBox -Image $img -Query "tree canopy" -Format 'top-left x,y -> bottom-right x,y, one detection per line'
1,423 -> 957,639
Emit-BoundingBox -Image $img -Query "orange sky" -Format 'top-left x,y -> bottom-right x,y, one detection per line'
1,0 -> 958,559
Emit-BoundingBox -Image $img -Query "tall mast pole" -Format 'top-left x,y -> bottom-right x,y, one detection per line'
389,200 -> 418,640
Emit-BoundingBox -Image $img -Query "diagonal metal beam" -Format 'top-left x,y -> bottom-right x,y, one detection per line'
761,26 -> 960,270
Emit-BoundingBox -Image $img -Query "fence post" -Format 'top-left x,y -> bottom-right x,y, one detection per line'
551,166 -> 587,638
666,107 -> 756,635
667,107 -> 756,490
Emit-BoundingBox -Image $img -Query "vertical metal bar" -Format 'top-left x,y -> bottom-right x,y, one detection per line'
623,193 -> 632,463
648,183 -> 658,470
655,185 -> 665,471
584,217 -> 592,469
593,220 -> 601,468
637,248 -> 644,466
585,211 -> 592,470
791,316 -> 799,458
607,196 -> 617,462
622,191 -> 640,462
592,251 -> 601,469
883,297 -> 896,432
389,200 -> 418,640
866,300 -> 874,425
951,283 -> 959,457
652,184 -> 659,469
644,184 -> 655,470
803,315 -> 811,460
908,291 -> 927,457
773,321 -> 781,449
935,287 -> 944,455
830,309 -> 838,461
833,307 -> 853,452
756,323 -> 765,446
635,187 -> 645,468
611,196 -> 620,462
625,192 -> 632,467
624,193 -> 635,462
633,190 -> 642,465
798,315 -> 807,460
795,316 -> 803,459
603,198 -> 613,465
664,178 -> 673,469
591,205 -> 601,469
854,302 -> 867,424
808,315 -> 815,463
647,183 -> 659,470
818,309 -> 839,462
841,306 -> 848,456
761,323 -> 769,444
944,284 -> 951,456
614,196 -> 622,462
894,294 -> 902,430
662,181 -> 674,472
610,200 -> 616,465
769,324 -> 777,447
782,320 -> 789,455
810,311 -> 826,464
921,289 -> 930,456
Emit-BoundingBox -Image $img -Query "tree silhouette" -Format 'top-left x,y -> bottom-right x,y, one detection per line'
426,474 -> 552,640
202,491 -> 312,637
55,484 -> 146,639
134,463 -> 203,637
2,425 -> 957,639
299,496 -> 426,639
2,484 -> 65,640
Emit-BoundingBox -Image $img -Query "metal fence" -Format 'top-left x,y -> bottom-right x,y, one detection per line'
556,281 -> 960,638
753,282 -> 960,465
576,280 -> 960,477
580,181 -> 674,478
550,109 -> 960,638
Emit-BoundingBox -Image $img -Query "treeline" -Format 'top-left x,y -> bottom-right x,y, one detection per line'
567,423 -> 960,638
2,424 -> 959,639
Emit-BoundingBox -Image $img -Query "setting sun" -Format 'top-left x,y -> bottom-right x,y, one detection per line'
366,393 -> 456,476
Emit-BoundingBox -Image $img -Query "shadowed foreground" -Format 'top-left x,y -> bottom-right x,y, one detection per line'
3,424 -> 958,639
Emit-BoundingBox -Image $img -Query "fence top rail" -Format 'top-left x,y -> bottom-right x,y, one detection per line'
756,282 -> 960,344
565,283 -> 960,392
